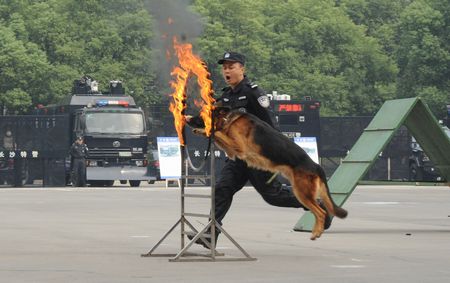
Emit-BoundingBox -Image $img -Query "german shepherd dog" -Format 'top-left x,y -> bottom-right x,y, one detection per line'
192,107 -> 348,240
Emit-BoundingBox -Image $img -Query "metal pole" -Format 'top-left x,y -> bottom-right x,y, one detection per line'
210,142 -> 216,259
180,121 -> 187,250
209,109 -> 217,260
387,157 -> 391,181
180,144 -> 185,250
185,152 -> 189,187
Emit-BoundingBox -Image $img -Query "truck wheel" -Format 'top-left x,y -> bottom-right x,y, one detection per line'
129,180 -> 141,187
90,180 -> 111,187
104,180 -> 114,187
89,180 -> 102,187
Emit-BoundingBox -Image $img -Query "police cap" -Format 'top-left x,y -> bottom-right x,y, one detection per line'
218,51 -> 245,65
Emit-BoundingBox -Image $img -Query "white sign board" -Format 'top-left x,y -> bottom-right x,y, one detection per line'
294,137 -> 319,164
157,137 -> 181,179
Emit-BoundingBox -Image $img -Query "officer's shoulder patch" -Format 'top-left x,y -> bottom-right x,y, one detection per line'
257,95 -> 270,108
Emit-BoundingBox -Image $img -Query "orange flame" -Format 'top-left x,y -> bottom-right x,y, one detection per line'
169,37 -> 215,145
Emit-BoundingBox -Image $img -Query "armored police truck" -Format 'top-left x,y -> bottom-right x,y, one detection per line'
39,77 -> 155,187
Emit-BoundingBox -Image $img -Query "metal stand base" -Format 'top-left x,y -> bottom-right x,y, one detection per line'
141,216 -> 256,262
141,143 -> 256,262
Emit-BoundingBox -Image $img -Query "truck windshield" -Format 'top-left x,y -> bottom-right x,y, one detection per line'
84,112 -> 145,134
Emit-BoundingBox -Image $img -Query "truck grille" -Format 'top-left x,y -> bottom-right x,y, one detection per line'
88,147 -> 131,158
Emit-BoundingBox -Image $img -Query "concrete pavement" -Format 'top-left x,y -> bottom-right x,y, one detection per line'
0,183 -> 449,282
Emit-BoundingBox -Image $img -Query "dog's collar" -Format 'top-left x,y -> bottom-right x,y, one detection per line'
214,111 -> 240,133
222,111 -> 242,128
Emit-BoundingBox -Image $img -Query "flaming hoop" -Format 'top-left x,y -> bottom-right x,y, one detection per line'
168,37 -> 215,145
142,30 -> 256,263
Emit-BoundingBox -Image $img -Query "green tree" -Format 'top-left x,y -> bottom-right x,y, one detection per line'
396,0 -> 450,117
0,23 -> 51,113
194,0 -> 272,89
194,0 -> 397,115
339,0 -> 410,55
0,0 -> 157,110
2,88 -> 32,114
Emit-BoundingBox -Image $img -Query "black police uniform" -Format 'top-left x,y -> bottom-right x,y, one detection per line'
213,76 -> 305,227
186,51 -> 310,248
70,141 -> 88,187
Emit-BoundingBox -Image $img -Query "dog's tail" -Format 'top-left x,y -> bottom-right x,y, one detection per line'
317,167 -> 348,219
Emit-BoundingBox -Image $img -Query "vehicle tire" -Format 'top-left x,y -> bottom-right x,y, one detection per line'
89,180 -> 101,187
148,180 -> 155,184
104,180 -> 114,187
90,180 -> 111,187
409,163 -> 423,181
129,180 -> 141,187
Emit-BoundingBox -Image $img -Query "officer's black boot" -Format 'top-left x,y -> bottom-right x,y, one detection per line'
187,227 -> 220,249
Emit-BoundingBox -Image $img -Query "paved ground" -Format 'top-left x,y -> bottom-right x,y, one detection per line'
0,183 -> 449,283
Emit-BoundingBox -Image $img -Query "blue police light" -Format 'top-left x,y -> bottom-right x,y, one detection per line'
96,100 -> 109,107
95,99 -> 129,107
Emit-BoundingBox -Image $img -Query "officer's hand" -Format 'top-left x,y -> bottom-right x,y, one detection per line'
185,115 -> 192,122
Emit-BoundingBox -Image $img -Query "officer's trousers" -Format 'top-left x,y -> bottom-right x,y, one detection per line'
72,158 -> 86,187
214,158 -> 305,226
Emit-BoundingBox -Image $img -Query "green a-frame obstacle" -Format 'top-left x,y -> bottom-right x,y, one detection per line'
295,97 -> 450,231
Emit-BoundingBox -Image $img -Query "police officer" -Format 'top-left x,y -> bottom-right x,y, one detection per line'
187,52 -> 331,248
70,136 -> 88,187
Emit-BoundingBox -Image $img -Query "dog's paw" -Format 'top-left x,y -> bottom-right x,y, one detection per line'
310,232 -> 322,241
310,223 -> 324,240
